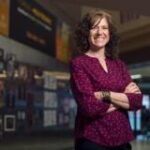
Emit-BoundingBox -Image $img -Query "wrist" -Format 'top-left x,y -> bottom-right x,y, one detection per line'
101,91 -> 111,103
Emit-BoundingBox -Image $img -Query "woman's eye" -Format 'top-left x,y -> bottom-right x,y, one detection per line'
103,26 -> 109,29
91,26 -> 109,30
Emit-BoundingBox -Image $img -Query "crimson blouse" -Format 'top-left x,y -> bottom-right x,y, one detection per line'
70,54 -> 143,147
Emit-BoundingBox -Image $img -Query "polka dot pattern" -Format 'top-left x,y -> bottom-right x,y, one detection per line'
70,54 -> 143,147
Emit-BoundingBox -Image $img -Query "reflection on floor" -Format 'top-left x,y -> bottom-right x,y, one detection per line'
0,136 -> 73,150
0,136 -> 150,150
132,141 -> 150,150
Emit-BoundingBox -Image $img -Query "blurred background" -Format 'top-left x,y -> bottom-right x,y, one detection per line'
0,0 -> 150,149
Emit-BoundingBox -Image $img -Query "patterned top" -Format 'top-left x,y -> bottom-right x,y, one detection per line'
70,54 -> 143,147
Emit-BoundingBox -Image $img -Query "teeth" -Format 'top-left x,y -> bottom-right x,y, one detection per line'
95,38 -> 104,41
95,37 -> 104,39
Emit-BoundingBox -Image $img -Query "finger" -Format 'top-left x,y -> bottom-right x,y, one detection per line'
135,91 -> 142,94
128,88 -> 141,93
128,82 -> 136,86
126,83 -> 133,88
126,82 -> 136,89
126,85 -> 139,90
125,86 -> 139,93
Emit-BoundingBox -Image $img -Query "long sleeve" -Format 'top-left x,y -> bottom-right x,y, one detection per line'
119,60 -> 143,110
70,59 -> 109,118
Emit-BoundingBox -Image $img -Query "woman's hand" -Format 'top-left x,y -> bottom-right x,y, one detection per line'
94,91 -> 102,100
124,82 -> 141,94
94,92 -> 119,113
106,104 -> 119,113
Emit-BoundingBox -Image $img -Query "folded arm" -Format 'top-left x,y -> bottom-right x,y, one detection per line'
94,82 -> 142,112
108,60 -> 143,111
94,59 -> 143,112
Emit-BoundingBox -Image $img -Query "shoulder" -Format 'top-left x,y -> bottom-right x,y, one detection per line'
113,58 -> 130,74
107,58 -> 129,72
70,54 -> 87,67
112,58 -> 127,67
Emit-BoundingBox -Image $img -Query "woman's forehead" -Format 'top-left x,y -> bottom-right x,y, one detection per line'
92,16 -> 108,27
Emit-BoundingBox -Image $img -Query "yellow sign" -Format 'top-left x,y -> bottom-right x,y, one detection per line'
0,0 -> 10,36
56,23 -> 71,64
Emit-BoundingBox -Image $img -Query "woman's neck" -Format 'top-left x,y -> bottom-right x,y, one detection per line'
86,48 -> 106,60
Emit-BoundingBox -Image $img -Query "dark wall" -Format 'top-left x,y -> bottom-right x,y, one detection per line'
120,46 -> 150,64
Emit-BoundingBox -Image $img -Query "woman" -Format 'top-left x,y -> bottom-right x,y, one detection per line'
70,10 -> 143,150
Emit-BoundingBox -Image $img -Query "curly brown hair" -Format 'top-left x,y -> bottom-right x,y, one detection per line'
74,10 -> 120,59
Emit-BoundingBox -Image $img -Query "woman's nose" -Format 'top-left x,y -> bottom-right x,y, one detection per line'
96,28 -> 102,35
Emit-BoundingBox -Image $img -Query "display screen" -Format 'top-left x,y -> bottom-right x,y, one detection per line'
9,0 -> 56,57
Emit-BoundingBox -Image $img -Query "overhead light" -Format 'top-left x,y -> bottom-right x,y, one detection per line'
131,74 -> 142,79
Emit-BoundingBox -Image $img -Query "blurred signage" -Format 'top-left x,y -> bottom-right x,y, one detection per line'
0,0 -> 10,36
9,0 -> 56,57
56,22 -> 71,63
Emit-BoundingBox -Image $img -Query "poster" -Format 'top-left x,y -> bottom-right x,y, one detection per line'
0,0 -> 10,36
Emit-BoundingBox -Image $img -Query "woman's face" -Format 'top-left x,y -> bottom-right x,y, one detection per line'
89,17 -> 110,50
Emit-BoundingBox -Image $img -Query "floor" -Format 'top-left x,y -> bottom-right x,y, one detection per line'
0,135 -> 73,150
0,135 -> 150,150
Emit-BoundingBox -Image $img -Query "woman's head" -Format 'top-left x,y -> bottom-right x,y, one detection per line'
74,10 -> 119,59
